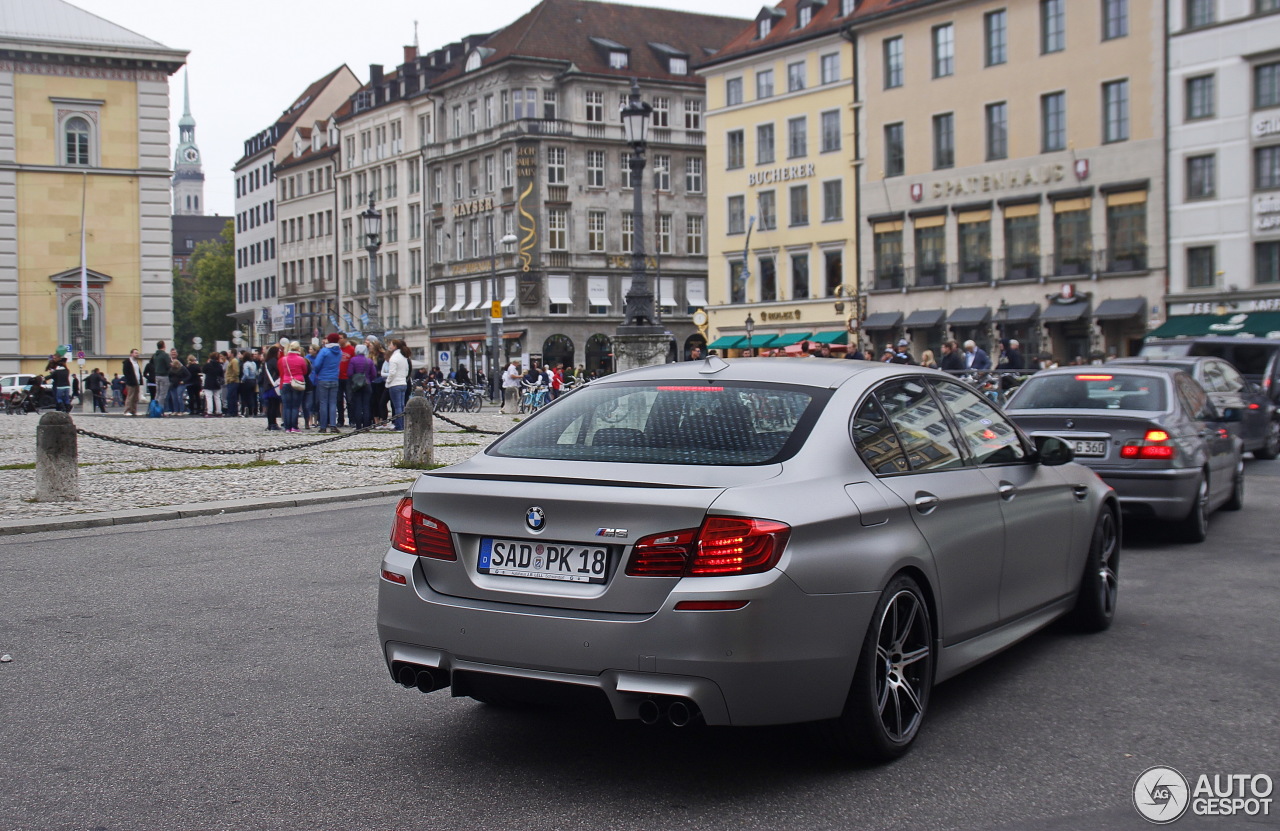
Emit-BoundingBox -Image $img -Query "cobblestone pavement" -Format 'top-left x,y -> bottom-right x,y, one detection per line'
0,405 -> 519,518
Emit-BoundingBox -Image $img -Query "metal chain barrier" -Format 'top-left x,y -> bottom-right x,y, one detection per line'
431,410 -> 506,436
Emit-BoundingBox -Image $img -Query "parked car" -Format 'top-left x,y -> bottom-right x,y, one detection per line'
1110,356 -> 1279,459
378,359 -> 1118,762
0,374 -> 54,410
1004,366 -> 1244,542
1141,336 -> 1280,408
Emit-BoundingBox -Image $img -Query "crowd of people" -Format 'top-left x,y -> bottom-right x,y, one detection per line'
721,337 -> 1072,372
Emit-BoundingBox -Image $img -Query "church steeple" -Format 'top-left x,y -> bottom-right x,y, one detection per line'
173,70 -> 204,216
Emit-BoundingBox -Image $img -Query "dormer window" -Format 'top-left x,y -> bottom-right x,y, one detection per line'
590,37 -> 631,70
466,51 -> 481,72
610,51 -> 629,69
758,18 -> 772,38
670,57 -> 688,75
841,0 -> 857,15
650,42 -> 690,76
798,5 -> 812,27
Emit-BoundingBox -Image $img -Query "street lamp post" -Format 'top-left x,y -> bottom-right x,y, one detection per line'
487,226 -> 519,403
360,195 -> 382,336
744,313 -> 755,356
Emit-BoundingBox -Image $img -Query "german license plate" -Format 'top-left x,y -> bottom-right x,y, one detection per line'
478,537 -> 609,583
1072,440 -> 1107,457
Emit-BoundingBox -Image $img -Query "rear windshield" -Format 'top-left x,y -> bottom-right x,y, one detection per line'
1188,343 -> 1277,377
1007,373 -> 1168,411
487,381 -> 828,465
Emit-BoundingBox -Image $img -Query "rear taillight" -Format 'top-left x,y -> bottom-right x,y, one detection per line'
390,497 -> 457,560
1120,429 -> 1175,460
625,517 -> 790,578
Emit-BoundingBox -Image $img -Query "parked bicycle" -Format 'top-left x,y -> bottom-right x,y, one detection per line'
520,382 -> 550,414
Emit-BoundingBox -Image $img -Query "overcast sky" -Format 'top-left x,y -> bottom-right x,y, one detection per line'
68,0 -> 753,217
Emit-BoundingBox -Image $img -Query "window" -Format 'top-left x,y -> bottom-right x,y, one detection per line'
873,224 -> 904,289
790,184 -> 809,226
727,129 -> 745,169
547,275 -> 571,315
654,154 -> 671,191
758,190 -> 777,230
622,152 -> 633,189
502,149 -> 514,188
757,69 -> 775,99
1005,208 -> 1041,279
798,4 -> 813,27
821,53 -> 840,85
1187,246 -> 1215,287
759,256 -> 777,301
791,254 -> 810,299
546,147 -> 566,184
728,195 -> 746,235
1107,196 -> 1147,271
684,100 -> 703,130
622,212 -> 634,251
788,116 -> 807,158
884,122 -> 905,177
1054,202 -> 1092,274
935,381 -> 1027,465
453,164 -> 463,200
685,157 -> 704,193
1041,0 -> 1065,53
787,61 -> 806,92
985,10 -> 1007,66
670,57 -> 688,75
726,77 -> 744,106
1103,80 -> 1129,142
758,17 -> 772,39
884,37 -> 904,88
587,211 -> 606,252
822,179 -> 843,221
63,116 -> 91,166
1187,75 -> 1215,120
1042,92 -> 1066,152
652,96 -> 670,128
933,113 -> 954,169
548,209 -> 567,251
933,24 -> 955,78
1260,0 -> 1280,12
1257,145 -> 1280,189
1257,63 -> 1280,109
959,215 -> 991,281
686,215 -> 704,255
1187,0 -> 1215,27
757,123 -> 776,164
513,87 -> 537,119
821,110 -> 841,152
609,51 -> 629,69
586,90 -> 604,123
1103,0 -> 1128,38
986,102 -> 1008,160
485,155 -> 495,192
657,214 -> 672,255
1187,154 -> 1216,198
1256,242 -> 1280,284
587,150 -> 605,188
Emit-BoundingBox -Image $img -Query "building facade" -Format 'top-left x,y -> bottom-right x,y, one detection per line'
853,0 -> 1166,363
401,0 -> 745,378
699,0 -> 861,355
172,214 -> 228,278
274,120 -> 340,342
0,0 -> 186,374
233,65 -> 360,347
1158,0 -> 1280,338
172,71 -> 203,216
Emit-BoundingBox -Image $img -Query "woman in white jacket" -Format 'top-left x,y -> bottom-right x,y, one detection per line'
385,338 -> 411,431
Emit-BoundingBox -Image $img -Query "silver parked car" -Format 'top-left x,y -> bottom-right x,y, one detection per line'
1005,366 -> 1243,543
378,360 -> 1118,761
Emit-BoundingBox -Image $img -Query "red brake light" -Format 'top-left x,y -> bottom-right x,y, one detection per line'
656,385 -> 724,391
1119,429 -> 1175,460
626,517 -> 791,577
390,497 -> 457,560
1076,374 -> 1113,381
1145,430 -> 1170,442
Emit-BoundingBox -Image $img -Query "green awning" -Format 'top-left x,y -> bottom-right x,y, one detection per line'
707,335 -> 746,349
744,334 -> 776,348
770,332 -> 813,347
1148,312 -> 1280,339
810,330 -> 849,345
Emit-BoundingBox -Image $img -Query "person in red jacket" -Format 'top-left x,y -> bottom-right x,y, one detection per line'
337,335 -> 356,428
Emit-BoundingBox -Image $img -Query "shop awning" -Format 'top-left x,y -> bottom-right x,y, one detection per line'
1042,300 -> 1090,323
997,303 -> 1041,324
903,309 -> 946,328
744,334 -> 776,348
770,332 -> 812,347
947,306 -> 991,327
1093,297 -> 1147,321
863,312 -> 903,330
810,330 -> 849,345
707,335 -> 746,349
1147,311 -> 1280,339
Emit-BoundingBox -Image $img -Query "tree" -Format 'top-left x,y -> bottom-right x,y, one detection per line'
186,220 -> 235,355
172,264 -> 197,358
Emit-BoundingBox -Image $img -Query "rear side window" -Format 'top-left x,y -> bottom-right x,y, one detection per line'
932,380 -> 1028,465
488,381 -> 825,465
852,395 -> 909,474
1007,373 -> 1167,411
870,378 -> 965,472
1174,372 -> 1211,419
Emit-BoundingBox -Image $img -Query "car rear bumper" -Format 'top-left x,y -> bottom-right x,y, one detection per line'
1094,466 -> 1200,520
376,548 -> 879,726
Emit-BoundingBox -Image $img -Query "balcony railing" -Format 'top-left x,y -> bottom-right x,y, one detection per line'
546,251 -> 571,268
384,273 -> 400,290
546,185 -> 569,202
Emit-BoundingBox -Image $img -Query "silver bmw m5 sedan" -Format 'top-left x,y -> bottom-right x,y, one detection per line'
377,358 -> 1119,761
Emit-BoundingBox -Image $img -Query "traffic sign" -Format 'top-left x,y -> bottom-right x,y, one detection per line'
438,351 -> 450,365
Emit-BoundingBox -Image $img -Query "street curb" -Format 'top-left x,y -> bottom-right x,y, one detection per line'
0,482 -> 412,536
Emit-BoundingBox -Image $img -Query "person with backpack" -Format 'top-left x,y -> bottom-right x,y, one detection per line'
238,350 -> 258,417
347,344 -> 377,429
310,333 -> 343,433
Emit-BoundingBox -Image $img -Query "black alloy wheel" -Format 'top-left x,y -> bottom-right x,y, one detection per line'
1072,506 -> 1120,632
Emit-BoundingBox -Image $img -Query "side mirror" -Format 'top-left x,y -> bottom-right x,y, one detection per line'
1034,435 -> 1075,466
1218,407 -> 1243,423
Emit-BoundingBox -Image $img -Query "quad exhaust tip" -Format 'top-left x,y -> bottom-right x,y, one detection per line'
638,696 -> 702,727
393,662 -> 448,694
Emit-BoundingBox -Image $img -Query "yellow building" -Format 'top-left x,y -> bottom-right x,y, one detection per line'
852,0 -> 1166,362
698,0 -> 861,355
1,0 -> 186,374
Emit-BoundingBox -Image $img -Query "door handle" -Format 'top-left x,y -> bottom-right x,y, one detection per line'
913,493 -> 940,514
1072,485 -> 1090,501
997,483 -> 1016,501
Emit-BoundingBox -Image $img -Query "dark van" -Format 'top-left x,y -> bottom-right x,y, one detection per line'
1141,336 -> 1280,405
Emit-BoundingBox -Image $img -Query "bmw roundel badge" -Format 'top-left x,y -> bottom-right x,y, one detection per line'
525,506 -> 546,532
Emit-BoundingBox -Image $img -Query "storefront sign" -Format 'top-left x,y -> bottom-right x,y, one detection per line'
605,254 -> 659,270
449,260 -> 495,276
1253,109 -> 1280,139
1254,194 -> 1280,233
748,163 -> 816,187
515,142 -> 539,273
760,309 -> 802,322
917,163 -> 1067,201
452,196 -> 495,217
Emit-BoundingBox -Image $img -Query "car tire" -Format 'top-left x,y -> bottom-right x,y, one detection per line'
1071,506 -> 1120,633
1222,459 -> 1245,512
1256,419 -> 1280,461
826,574 -> 934,763
1175,472 -> 1210,543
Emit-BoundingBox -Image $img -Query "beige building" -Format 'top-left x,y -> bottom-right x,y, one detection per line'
853,0 -> 1166,363
699,0 -> 861,354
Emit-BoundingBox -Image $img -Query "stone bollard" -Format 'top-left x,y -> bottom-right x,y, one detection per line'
402,395 -> 434,467
35,411 -> 79,501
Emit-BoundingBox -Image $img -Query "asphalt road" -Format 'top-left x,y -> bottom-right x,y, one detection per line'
2,462 -> 1278,831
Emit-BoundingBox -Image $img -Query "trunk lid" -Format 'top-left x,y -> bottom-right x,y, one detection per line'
1010,409 -> 1174,468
